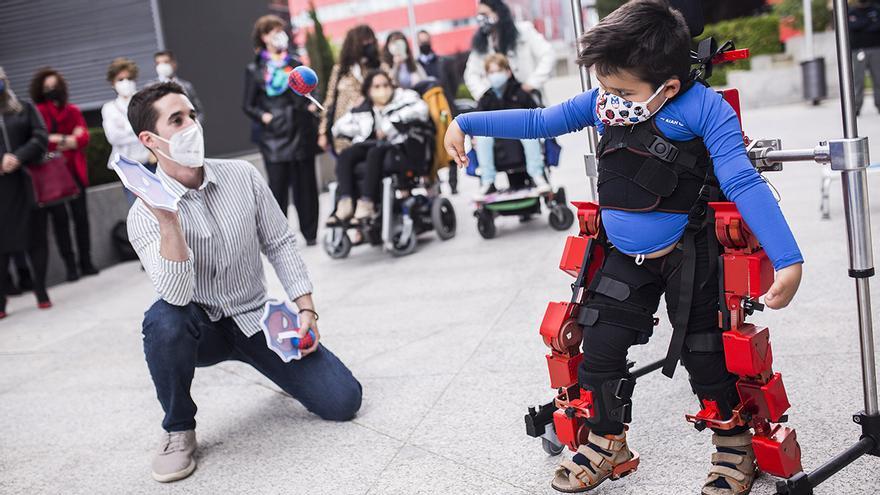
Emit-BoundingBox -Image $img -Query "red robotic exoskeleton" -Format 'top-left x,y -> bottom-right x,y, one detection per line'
524,42 -> 803,481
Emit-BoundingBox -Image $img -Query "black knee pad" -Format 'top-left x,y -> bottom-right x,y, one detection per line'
578,369 -> 635,426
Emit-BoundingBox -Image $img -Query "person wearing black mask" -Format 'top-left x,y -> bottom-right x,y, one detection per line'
417,30 -> 459,109
417,29 -> 462,193
30,67 -> 99,280
464,0 -> 554,100
318,25 -> 384,155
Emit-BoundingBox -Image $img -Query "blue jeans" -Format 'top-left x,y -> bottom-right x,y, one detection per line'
474,136 -> 544,185
142,300 -> 363,432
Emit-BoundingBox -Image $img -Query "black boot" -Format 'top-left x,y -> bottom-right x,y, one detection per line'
64,257 -> 80,282
16,268 -> 32,291
4,270 -> 22,296
80,257 -> 99,276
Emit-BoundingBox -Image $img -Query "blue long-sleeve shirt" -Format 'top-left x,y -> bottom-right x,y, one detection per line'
456,83 -> 803,270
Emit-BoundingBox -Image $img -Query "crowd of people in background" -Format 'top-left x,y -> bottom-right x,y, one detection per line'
0,0 -> 554,319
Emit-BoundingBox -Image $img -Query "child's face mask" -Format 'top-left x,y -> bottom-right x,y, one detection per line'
596,82 -> 668,126
488,71 -> 509,90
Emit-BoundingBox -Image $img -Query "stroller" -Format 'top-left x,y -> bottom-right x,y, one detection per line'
465,136 -> 574,239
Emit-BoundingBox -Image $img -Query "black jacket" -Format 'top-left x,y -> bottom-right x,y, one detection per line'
242,54 -> 319,162
475,77 -> 539,112
849,3 -> 880,51
0,102 -> 47,252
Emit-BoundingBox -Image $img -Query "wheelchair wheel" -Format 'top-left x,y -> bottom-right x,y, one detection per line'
554,186 -> 567,206
476,209 -> 496,239
389,228 -> 417,257
549,204 -> 575,231
323,228 -> 352,259
431,197 -> 457,240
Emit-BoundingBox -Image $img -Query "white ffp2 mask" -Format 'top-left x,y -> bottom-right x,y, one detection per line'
151,123 -> 205,168
114,79 -> 137,98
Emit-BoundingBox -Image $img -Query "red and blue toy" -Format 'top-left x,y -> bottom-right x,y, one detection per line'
288,66 -> 324,111
260,299 -> 317,362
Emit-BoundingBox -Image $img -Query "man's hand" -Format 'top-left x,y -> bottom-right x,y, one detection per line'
765,263 -> 802,310
317,133 -> 329,151
295,294 -> 320,356
444,119 -> 468,168
298,310 -> 320,356
375,128 -> 387,140
261,112 -> 274,125
521,83 -> 535,94
1,153 -> 20,174
48,133 -> 64,144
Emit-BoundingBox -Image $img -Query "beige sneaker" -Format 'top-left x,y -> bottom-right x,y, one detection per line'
151,430 -> 197,483
353,199 -> 375,220
702,431 -> 757,495
551,429 -> 639,493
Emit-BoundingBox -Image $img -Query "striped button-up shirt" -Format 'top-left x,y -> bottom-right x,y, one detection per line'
127,159 -> 313,337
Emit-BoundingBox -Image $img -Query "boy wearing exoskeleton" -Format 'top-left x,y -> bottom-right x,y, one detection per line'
444,1 -> 803,493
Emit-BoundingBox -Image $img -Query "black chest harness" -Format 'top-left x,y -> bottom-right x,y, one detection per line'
594,116 -> 725,378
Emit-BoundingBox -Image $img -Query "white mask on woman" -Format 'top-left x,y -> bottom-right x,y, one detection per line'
270,31 -> 289,51
114,79 -> 137,98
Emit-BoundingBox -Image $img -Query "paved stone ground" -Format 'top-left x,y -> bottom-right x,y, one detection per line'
2,76 -> 880,495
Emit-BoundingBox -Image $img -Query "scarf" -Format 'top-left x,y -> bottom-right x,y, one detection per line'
261,50 -> 292,97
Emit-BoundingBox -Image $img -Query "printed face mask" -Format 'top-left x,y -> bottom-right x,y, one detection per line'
151,123 -> 205,168
596,82 -> 668,126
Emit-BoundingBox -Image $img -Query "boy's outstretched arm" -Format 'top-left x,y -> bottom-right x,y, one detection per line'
444,89 -> 599,167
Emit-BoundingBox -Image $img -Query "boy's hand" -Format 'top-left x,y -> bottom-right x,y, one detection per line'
444,119 -> 469,168
764,263 -> 802,310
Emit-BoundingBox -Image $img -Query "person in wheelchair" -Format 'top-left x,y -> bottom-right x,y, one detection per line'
327,70 -> 431,226
473,54 -> 550,200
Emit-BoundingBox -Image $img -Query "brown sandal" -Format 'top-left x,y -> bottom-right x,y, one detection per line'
551,430 -> 639,493
702,431 -> 758,495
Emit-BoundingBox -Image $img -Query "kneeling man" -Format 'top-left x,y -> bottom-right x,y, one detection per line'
126,82 -> 362,483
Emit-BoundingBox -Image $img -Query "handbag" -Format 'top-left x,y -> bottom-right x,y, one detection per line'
0,111 -> 80,207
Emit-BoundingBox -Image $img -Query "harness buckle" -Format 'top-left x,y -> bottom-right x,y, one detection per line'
647,136 -> 680,163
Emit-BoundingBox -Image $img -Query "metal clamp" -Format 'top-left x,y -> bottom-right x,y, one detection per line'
829,136 -> 870,171
747,139 -> 784,172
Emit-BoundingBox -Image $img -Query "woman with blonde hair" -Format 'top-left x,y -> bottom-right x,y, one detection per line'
0,67 -> 51,318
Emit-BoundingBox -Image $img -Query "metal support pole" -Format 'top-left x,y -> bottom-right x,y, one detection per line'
569,0 -> 599,201
406,0 -> 418,55
832,0 -> 878,416
776,1 -> 878,492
